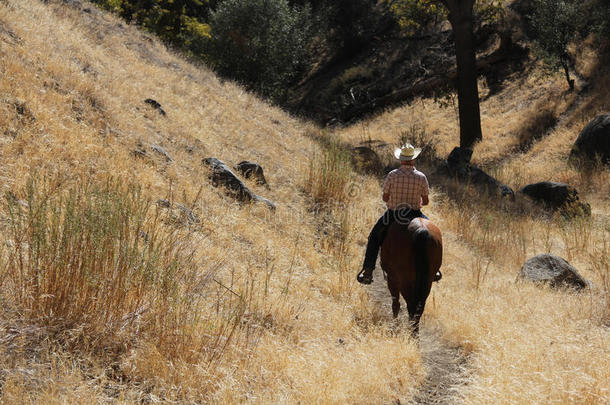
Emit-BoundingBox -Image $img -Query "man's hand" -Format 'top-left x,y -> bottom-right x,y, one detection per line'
383,193 -> 390,202
422,195 -> 429,206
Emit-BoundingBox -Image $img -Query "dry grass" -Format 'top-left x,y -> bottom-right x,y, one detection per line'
0,0 -> 608,403
0,0 -> 422,403
335,32 -> 609,405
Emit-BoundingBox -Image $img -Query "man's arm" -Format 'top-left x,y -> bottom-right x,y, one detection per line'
421,175 -> 430,206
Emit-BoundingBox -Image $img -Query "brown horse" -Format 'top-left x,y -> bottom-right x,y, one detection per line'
380,217 -> 442,334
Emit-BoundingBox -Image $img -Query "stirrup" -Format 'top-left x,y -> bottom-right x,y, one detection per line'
357,268 -> 374,284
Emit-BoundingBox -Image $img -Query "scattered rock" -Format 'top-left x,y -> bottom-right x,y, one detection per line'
0,22 -> 22,45
351,146 -> 383,175
132,144 -> 147,158
144,98 -> 166,116
7,98 -> 35,123
150,144 -> 173,162
446,147 -> 472,178
570,114 -> 610,165
519,254 -> 590,290
175,203 -> 200,224
235,161 -> 268,185
156,199 -> 171,208
441,147 -> 514,198
155,199 -> 199,224
203,158 -> 276,210
519,182 -> 590,217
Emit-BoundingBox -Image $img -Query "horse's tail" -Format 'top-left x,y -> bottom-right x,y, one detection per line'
412,226 -> 430,308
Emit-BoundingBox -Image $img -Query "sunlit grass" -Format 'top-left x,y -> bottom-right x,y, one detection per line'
0,0 -> 608,403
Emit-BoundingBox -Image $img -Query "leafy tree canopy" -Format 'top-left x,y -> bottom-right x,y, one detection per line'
206,0 -> 313,101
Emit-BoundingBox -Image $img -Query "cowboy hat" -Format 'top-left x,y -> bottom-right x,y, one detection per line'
394,143 -> 422,161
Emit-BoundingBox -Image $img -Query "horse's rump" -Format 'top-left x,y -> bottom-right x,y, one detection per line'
380,217 -> 442,327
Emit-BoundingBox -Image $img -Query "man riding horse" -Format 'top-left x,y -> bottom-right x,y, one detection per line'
357,143 -> 442,285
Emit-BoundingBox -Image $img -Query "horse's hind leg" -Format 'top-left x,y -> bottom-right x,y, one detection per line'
388,280 -> 401,318
403,288 -> 420,335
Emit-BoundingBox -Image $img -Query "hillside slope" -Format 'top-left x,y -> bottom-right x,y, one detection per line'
0,0 -> 608,404
0,0 -> 424,403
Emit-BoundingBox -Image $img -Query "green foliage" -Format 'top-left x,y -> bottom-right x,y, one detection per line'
473,0 -> 505,27
207,0 -> 312,101
388,0 -> 445,36
388,0 -> 505,37
528,0 -> 585,88
591,0 -> 610,41
91,0 -> 212,57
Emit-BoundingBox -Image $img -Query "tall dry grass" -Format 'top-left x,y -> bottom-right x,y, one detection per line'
0,0 -> 425,403
334,33 -> 609,404
0,0 -> 608,403
1,173 -> 232,360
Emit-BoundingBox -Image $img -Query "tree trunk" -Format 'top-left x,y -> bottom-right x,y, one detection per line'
441,0 -> 482,148
561,57 -> 575,91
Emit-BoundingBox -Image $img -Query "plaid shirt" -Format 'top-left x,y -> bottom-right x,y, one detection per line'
382,165 -> 429,210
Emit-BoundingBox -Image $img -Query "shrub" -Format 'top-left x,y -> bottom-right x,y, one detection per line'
306,139 -> 353,207
527,0 -> 585,90
207,0 -> 312,100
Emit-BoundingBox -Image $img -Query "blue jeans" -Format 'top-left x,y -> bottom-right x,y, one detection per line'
362,208 -> 428,270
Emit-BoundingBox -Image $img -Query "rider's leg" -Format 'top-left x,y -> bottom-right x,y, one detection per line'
358,210 -> 394,284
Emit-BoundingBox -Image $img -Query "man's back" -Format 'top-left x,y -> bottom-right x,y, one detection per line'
383,165 -> 429,210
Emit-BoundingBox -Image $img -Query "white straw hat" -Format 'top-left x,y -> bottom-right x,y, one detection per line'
394,144 -> 422,161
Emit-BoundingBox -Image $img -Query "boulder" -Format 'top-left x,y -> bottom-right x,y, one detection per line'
446,147 -> 473,179
235,161 -> 268,185
442,147 -> 514,198
175,203 -> 200,224
144,98 -> 166,116
519,254 -> 590,290
150,144 -> 173,162
519,182 -> 590,217
351,146 -> 383,175
203,158 -> 276,210
570,114 -> 610,165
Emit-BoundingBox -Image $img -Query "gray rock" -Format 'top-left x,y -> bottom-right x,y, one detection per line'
144,98 -> 166,116
150,144 -> 173,162
155,199 -> 200,224
156,199 -> 171,208
235,161 -> 268,185
442,147 -> 514,198
519,254 -> 590,290
570,114 -> 610,165
519,182 -> 590,217
132,144 -> 147,158
175,203 -> 200,224
446,147 -> 473,179
203,158 -> 276,210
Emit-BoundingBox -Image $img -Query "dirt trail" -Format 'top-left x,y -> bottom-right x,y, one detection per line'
367,268 -> 470,405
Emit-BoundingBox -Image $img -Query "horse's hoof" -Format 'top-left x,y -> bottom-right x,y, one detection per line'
357,269 -> 373,285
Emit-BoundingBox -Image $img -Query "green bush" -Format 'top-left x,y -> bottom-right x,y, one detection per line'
207,0 -> 312,101
528,0 -> 585,89
91,0 -> 212,57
